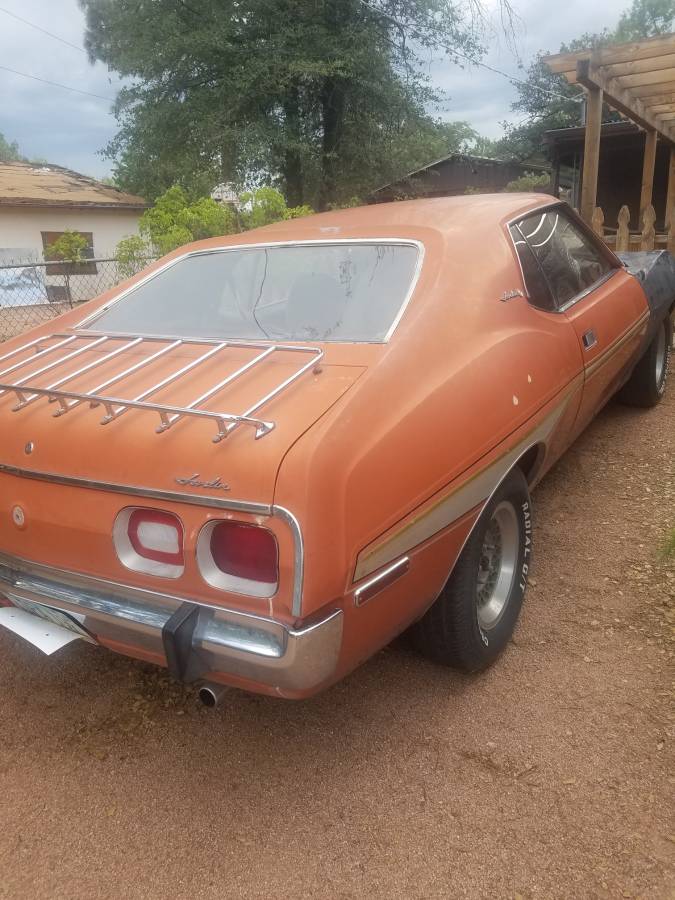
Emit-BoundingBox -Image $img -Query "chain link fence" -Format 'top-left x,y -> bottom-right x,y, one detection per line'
0,257 -> 154,342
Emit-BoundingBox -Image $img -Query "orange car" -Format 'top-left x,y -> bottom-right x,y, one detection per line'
0,195 -> 672,702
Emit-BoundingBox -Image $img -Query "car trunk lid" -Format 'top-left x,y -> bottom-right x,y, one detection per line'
0,332 -> 365,504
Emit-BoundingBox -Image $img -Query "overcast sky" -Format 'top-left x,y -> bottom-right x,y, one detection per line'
0,0 -> 625,180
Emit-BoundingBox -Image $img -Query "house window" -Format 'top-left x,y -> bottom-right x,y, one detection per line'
41,231 -> 97,275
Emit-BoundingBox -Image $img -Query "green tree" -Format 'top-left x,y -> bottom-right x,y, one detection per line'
615,0 -> 675,40
78,0 -> 512,209
500,0 -> 675,163
239,186 -> 313,229
0,132 -> 25,162
45,230 -> 89,264
114,234 -> 150,279
502,172 -> 552,192
45,230 -> 90,307
138,185 -> 238,255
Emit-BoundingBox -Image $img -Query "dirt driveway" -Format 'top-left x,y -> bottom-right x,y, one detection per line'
0,390 -> 673,900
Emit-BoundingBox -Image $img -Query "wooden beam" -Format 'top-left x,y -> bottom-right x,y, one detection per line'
645,102 -> 675,114
666,147 -> 675,228
580,81 -> 603,224
576,60 -> 675,143
544,35 -> 675,74
655,112 -> 675,121
629,81 -> 675,97
637,93 -> 675,108
640,129 -> 658,220
602,53 -> 675,77
619,69 -> 675,88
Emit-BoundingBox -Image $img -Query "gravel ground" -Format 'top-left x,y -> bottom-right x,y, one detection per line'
0,390 -> 673,900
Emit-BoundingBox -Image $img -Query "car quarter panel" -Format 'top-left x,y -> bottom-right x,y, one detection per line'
273,211 -> 585,627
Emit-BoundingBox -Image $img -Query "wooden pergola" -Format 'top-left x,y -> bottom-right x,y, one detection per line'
545,34 -> 675,250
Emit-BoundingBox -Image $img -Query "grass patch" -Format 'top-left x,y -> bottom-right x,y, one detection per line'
659,527 -> 675,560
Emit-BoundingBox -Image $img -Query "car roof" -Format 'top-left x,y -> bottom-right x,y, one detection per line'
184,193 -> 559,253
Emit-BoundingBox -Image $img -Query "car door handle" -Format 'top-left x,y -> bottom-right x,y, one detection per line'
582,329 -> 598,350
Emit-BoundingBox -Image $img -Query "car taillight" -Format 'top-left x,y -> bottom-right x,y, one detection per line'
113,508 -> 184,578
197,520 -> 279,598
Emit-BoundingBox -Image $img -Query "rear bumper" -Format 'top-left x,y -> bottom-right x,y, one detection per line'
0,552 -> 343,695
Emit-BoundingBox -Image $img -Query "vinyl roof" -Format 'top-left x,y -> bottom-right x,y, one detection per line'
0,161 -> 148,210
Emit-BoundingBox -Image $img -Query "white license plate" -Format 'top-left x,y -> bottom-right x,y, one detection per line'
6,596 -> 95,644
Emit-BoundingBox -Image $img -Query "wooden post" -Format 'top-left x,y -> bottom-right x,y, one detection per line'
580,85 -> 603,224
639,129 -> 658,224
616,205 -> 631,252
640,204 -> 656,250
591,206 -> 605,238
665,146 -> 675,229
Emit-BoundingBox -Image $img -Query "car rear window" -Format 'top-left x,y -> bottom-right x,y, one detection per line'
85,242 -> 420,343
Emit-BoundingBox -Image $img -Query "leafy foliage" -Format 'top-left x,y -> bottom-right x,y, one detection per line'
115,185 -> 314,262
659,526 -> 675,560
239,187 -> 313,229
138,186 -> 238,256
498,0 -> 674,163
115,235 -> 151,279
45,231 -> 89,264
615,0 -> 675,41
502,172 -> 552,192
0,132 -> 24,163
78,0 -> 512,208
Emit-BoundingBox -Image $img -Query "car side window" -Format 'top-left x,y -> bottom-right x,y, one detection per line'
515,210 -> 614,308
509,225 -> 556,311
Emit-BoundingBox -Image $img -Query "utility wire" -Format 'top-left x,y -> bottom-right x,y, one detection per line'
356,0 -> 585,105
0,64 -> 114,102
0,5 -> 86,53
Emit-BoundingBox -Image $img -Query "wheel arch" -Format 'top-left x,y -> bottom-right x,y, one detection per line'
514,442 -> 546,487
443,443 -> 542,586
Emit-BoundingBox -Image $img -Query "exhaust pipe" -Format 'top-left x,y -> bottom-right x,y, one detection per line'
198,683 -> 227,708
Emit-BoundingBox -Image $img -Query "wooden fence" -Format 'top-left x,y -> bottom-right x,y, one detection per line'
590,204 -> 675,253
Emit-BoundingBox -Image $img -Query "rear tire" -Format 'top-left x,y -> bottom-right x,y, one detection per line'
618,316 -> 671,408
411,468 -> 532,672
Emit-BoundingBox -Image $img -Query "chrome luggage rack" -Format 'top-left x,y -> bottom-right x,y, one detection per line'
0,331 -> 323,442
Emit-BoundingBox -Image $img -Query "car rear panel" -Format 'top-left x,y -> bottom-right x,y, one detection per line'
0,334 -> 368,621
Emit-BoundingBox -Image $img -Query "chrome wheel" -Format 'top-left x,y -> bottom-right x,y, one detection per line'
476,501 -> 519,630
655,322 -> 667,389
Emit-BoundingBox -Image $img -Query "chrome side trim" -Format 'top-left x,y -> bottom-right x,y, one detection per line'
272,505 -> 304,617
353,556 -> 410,607
75,238 -> 426,345
0,462 -> 271,514
353,382 -> 580,582
0,464 -> 305,616
0,552 -> 340,694
584,310 -> 650,379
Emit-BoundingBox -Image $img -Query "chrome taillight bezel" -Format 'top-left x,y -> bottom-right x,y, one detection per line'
113,507 -> 185,579
196,519 -> 279,598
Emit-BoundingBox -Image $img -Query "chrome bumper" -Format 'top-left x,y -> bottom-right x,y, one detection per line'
0,552 -> 343,694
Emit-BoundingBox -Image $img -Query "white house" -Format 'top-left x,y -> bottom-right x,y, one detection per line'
0,160 -> 147,263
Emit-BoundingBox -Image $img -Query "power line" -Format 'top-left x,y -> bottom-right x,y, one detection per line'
0,64 -> 114,102
356,0 -> 585,105
0,5 -> 86,53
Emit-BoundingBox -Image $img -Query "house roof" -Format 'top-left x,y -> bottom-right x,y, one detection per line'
543,121 -> 642,145
0,161 -> 148,210
370,153 -> 549,197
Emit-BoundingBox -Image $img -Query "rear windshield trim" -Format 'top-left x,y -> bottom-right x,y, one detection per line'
76,238 -> 425,344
